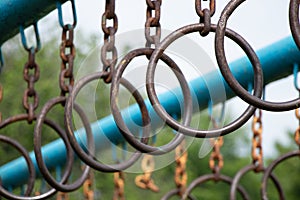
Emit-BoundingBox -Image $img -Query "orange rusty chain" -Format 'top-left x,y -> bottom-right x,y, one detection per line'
20,23 -> 41,123
251,109 -> 264,172
209,136 -> 224,175
1,0 -> 300,199
56,192 -> 69,200
113,171 -> 125,200
83,171 -> 94,200
135,154 -> 160,192
174,140 -> 188,196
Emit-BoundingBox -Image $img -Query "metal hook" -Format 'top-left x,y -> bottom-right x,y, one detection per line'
56,0 -> 77,29
20,22 -> 41,52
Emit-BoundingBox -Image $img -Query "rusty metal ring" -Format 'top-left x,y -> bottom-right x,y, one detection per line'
182,174 -> 250,200
0,114 -> 59,200
34,96 -> 91,192
146,23 -> 261,138
230,164 -> 285,200
0,135 -> 35,197
289,0 -> 300,50
261,150 -> 300,200
64,72 -> 142,171
215,0 -> 300,111
111,48 -> 191,155
161,188 -> 196,200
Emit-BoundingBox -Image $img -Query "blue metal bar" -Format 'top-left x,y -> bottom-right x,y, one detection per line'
0,36 -> 299,189
0,0 -> 68,45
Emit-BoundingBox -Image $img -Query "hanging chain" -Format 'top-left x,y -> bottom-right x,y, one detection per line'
20,23 -> 41,123
145,0 -> 162,47
209,136 -> 224,176
0,84 -> 3,122
294,65 -> 300,149
195,0 -> 215,36
135,154 -> 159,192
294,108 -> 300,149
174,140 -> 188,196
58,0 -> 77,97
101,0 -> 118,83
59,25 -> 75,96
83,172 -> 94,200
56,192 -> 69,200
251,109 -> 264,172
113,171 -> 125,200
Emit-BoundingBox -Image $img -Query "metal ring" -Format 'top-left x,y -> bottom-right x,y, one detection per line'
0,135 -> 35,197
230,164 -> 285,200
290,0 -> 300,50
0,114 -> 58,200
110,48 -> 191,155
261,150 -> 300,200
161,188 -> 196,200
182,174 -> 250,200
34,96 -> 91,192
215,0 -> 300,111
64,72 -> 143,171
146,23 -> 262,138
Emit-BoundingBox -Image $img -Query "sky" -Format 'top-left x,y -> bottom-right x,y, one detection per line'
7,0 -> 297,158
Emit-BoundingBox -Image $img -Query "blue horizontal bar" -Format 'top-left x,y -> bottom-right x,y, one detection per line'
0,36 -> 299,189
0,0 -> 68,45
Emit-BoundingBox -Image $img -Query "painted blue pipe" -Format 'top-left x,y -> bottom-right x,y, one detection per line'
0,0 -> 68,45
0,36 -> 299,189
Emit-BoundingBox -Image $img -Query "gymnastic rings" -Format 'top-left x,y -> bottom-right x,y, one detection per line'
261,150 -> 300,200
0,114 -> 58,200
161,188 -> 196,200
64,72 -> 143,171
182,174 -> 250,200
0,135 -> 35,199
110,47 -> 191,155
146,24 -> 262,138
34,96 -> 91,192
230,164 -> 285,200
290,0 -> 300,50
215,0 -> 300,111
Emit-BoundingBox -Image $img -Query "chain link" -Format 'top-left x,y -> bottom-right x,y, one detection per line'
145,0 -> 162,47
113,171 -> 125,200
0,84 -> 2,122
101,0 -> 118,83
22,47 -> 40,123
56,192 -> 69,200
83,172 -> 94,200
209,136 -> 224,176
294,108 -> 300,148
135,154 -> 159,192
59,25 -> 75,96
195,0 -> 215,36
174,140 -> 188,196
251,109 -> 264,172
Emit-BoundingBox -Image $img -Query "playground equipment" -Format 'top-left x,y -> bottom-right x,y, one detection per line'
0,0 -> 300,199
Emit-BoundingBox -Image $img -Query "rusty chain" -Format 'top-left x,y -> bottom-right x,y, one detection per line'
251,109 -> 264,172
195,0 -> 215,36
101,0 -> 118,83
1,1 -> 300,199
56,192 -> 69,200
22,47 -> 40,123
145,0 -> 162,47
174,140 -> 188,196
135,154 -> 159,192
209,136 -> 224,176
83,172 -> 94,200
113,171 -> 125,200
59,25 -> 75,96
